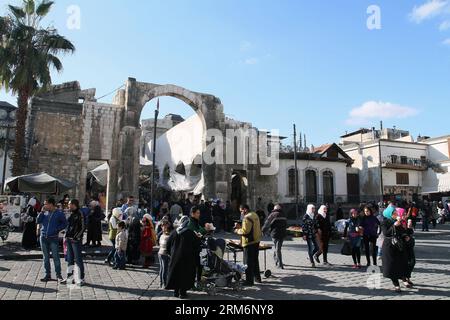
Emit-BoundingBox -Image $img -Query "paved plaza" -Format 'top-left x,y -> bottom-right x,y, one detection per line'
0,223 -> 449,301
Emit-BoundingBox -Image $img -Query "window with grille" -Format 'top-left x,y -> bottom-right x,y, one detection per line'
288,169 -> 298,197
396,173 -> 409,185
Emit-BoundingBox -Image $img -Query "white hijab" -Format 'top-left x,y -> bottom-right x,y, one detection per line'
318,205 -> 327,218
306,204 -> 316,220
28,198 -> 37,208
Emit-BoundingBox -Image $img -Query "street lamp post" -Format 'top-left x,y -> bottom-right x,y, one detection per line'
149,99 -> 160,215
293,124 -> 299,220
1,125 -> 14,195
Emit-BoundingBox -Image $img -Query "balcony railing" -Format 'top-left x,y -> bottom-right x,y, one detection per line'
381,156 -> 428,171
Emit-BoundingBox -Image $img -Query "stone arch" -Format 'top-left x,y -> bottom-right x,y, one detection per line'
116,78 -> 227,202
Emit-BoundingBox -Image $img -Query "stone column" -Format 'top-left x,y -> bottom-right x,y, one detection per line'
117,126 -> 141,200
106,160 -> 119,212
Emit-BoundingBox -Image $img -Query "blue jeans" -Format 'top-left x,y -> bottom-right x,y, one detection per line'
40,236 -> 62,277
273,238 -> 284,268
106,239 -> 116,263
114,250 -> 126,269
66,239 -> 85,280
306,237 -> 319,263
422,218 -> 429,231
158,254 -> 170,288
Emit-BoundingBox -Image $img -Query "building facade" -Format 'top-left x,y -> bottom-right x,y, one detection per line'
340,127 -> 449,203
277,144 -> 352,205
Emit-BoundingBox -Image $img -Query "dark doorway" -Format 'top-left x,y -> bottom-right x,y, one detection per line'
231,171 -> 248,215
347,173 -> 360,204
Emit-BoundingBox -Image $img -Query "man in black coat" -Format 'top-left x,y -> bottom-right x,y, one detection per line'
262,204 -> 287,269
166,216 -> 200,299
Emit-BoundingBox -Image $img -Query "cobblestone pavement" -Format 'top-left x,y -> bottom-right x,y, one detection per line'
1,223 -> 449,300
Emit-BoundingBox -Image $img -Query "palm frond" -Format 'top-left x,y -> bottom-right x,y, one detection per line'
25,0 -> 36,15
43,34 -> 75,53
8,5 -> 26,20
46,53 -> 62,71
36,1 -> 54,17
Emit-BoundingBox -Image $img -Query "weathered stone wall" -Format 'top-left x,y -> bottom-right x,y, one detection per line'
26,79 -> 245,211
79,102 -> 124,208
27,99 -> 84,199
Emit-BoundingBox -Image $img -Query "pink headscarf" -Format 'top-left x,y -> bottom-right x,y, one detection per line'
397,208 -> 406,220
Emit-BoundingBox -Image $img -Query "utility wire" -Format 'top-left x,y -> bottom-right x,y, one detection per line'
96,84 -> 125,101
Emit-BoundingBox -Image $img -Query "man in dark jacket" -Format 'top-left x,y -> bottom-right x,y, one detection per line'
421,201 -> 431,232
262,205 -> 287,269
187,206 -> 206,287
37,198 -> 68,282
62,199 -> 86,286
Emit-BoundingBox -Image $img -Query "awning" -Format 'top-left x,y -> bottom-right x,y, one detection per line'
438,173 -> 450,193
422,172 -> 450,194
89,163 -> 109,187
5,172 -> 76,195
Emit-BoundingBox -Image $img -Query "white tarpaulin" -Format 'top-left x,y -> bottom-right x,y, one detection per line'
140,114 -> 205,194
89,163 -> 109,187
422,171 -> 450,194
438,173 -> 450,193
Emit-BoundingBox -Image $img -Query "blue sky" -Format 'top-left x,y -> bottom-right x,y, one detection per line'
1,0 -> 450,146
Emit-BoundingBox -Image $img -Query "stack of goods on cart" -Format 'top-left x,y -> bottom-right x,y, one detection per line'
286,225 -> 303,238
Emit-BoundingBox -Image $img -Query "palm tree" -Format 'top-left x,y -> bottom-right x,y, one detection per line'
0,0 -> 75,176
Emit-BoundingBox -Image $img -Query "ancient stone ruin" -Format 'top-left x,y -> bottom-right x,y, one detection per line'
25,78 -> 277,211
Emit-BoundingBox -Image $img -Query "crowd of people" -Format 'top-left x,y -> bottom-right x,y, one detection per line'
10,192 -> 450,297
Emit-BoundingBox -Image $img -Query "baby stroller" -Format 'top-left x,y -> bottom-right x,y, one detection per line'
199,237 -> 246,296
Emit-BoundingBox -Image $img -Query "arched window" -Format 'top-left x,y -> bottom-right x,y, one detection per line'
305,170 -> 317,203
323,171 -> 334,204
288,168 -> 298,197
175,162 -> 186,175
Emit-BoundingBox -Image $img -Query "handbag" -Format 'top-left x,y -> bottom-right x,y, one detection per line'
391,224 -> 404,252
341,240 -> 352,256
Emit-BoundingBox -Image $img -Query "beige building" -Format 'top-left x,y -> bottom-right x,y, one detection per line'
340,127 -> 449,203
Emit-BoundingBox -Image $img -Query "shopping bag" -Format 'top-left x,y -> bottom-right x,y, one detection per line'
341,240 -> 352,256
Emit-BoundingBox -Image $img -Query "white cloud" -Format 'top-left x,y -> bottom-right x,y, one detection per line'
244,57 -> 260,65
240,41 -> 252,52
439,20 -> 450,30
410,0 -> 448,23
346,101 -> 420,126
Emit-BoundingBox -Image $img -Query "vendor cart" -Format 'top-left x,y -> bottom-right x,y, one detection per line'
226,240 -> 273,278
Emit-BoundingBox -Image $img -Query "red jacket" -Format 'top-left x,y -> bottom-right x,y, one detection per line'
140,226 -> 156,255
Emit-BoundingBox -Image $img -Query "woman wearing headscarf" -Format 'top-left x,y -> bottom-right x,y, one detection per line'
315,205 -> 332,266
140,214 -> 157,268
396,208 -> 416,288
381,206 -> 410,293
302,204 -> 319,268
86,200 -> 104,247
166,216 -> 200,299
126,208 -> 142,265
105,208 -> 123,265
344,209 -> 363,269
22,197 -> 39,250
